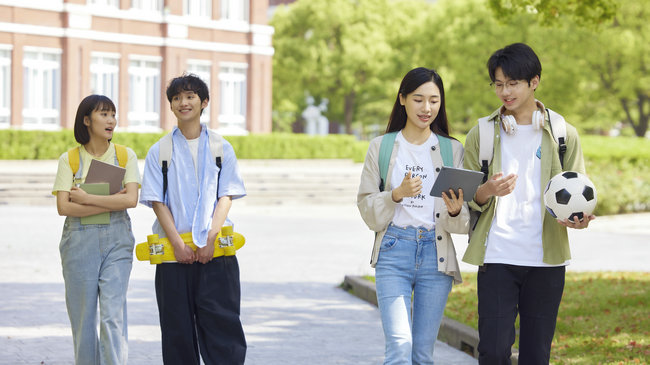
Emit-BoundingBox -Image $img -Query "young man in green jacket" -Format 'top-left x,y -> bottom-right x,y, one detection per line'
463,43 -> 595,364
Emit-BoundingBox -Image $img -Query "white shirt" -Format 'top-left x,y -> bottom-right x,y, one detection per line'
484,124 -> 558,266
390,131 -> 438,230
186,137 -> 200,178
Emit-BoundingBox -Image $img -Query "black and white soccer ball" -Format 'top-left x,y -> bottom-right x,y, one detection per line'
543,171 -> 597,222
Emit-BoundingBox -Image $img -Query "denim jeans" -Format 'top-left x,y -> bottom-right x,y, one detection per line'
375,224 -> 453,365
59,211 -> 134,365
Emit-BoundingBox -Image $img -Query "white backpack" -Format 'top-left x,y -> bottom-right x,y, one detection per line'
158,128 -> 224,198
477,108 -> 567,182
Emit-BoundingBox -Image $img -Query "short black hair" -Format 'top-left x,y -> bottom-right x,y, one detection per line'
74,94 -> 116,145
166,73 -> 210,104
487,43 -> 542,83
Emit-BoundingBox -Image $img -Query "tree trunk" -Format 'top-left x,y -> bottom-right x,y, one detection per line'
344,91 -> 356,135
621,93 -> 649,137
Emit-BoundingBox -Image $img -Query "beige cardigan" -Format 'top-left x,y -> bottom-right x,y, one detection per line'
357,134 -> 469,284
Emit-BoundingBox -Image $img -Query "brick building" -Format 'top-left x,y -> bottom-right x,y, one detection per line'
0,0 -> 274,134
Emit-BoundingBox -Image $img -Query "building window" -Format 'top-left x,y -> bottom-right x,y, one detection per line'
128,57 -> 161,130
221,0 -> 249,22
23,49 -> 61,129
187,61 -> 211,124
185,0 -> 211,18
218,64 -> 247,133
90,54 -> 120,110
89,0 -> 119,7
0,49 -> 10,129
131,0 -> 162,11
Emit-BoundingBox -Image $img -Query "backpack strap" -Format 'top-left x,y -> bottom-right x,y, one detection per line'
546,108 -> 567,169
67,146 -> 81,177
378,132 -> 397,191
158,128 -> 224,200
206,129 -> 224,170
158,133 -> 174,200
477,116 -> 494,183
114,144 -> 128,168
437,135 -> 453,167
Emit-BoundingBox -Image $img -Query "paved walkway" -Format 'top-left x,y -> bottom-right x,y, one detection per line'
0,202 -> 479,364
1,158 -> 649,364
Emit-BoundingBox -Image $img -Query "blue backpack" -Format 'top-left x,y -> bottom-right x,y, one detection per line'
378,131 -> 453,191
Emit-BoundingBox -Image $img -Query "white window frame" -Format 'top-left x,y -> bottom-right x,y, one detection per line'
218,62 -> 248,135
221,0 -> 249,22
184,0 -> 211,19
128,56 -> 161,131
131,0 -> 162,12
90,52 -> 120,113
22,47 -> 61,130
0,46 -> 11,129
187,60 -> 212,124
88,0 -> 120,8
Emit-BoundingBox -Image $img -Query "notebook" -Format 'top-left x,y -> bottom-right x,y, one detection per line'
79,183 -> 110,225
85,158 -> 126,195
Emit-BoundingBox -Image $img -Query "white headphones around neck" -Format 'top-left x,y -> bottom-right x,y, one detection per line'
500,109 -> 545,135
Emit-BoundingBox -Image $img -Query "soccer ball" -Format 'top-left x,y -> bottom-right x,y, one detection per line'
543,171 -> 597,222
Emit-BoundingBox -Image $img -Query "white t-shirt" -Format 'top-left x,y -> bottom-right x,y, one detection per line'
390,131 -> 438,230
186,137 -> 200,178
484,124 -> 562,266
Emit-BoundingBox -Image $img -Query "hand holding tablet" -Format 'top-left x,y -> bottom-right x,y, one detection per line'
430,166 -> 484,202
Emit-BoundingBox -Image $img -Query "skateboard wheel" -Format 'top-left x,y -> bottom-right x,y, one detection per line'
224,246 -> 236,256
150,254 -> 163,265
221,225 -> 233,236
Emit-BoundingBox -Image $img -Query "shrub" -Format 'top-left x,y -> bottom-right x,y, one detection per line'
0,130 -> 647,214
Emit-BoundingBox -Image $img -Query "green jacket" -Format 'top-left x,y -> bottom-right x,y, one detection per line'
462,106 -> 586,266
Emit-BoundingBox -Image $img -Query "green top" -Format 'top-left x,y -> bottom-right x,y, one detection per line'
462,106 -> 586,266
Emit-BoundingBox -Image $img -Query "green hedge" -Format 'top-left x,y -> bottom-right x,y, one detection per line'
0,130 -> 648,215
0,130 -> 369,162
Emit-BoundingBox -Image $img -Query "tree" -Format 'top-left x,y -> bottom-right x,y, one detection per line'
580,0 -> 650,137
271,0 -> 433,135
487,0 -> 618,26
485,0 -> 649,136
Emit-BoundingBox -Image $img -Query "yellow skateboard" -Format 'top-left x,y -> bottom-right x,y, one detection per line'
135,226 -> 245,264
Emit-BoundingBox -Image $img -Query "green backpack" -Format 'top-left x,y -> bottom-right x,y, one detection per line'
378,131 -> 453,191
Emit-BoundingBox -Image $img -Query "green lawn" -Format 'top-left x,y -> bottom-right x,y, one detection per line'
444,272 -> 650,364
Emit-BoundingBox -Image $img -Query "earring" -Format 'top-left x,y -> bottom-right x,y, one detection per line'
501,114 -> 517,135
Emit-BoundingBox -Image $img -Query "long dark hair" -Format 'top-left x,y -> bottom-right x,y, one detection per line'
385,67 -> 451,138
73,94 -> 116,145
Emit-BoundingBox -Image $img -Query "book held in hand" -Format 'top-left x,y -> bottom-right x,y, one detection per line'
79,183 -> 110,225
85,158 -> 126,194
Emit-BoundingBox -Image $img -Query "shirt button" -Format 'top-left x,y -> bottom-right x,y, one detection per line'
439,257 -> 445,263
431,146 -> 436,151
436,167 -> 441,172
437,236 -> 442,240
436,213 -> 440,218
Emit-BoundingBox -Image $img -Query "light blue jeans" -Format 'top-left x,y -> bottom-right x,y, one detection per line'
375,224 -> 453,365
59,210 -> 134,365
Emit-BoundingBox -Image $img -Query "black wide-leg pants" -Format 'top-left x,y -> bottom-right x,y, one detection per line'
155,256 -> 246,365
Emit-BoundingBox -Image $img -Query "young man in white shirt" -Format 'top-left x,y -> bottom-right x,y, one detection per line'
463,43 -> 594,364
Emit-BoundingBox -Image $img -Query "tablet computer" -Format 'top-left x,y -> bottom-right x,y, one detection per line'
430,166 -> 483,202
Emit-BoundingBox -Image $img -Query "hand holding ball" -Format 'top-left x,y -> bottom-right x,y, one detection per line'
544,171 -> 597,222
